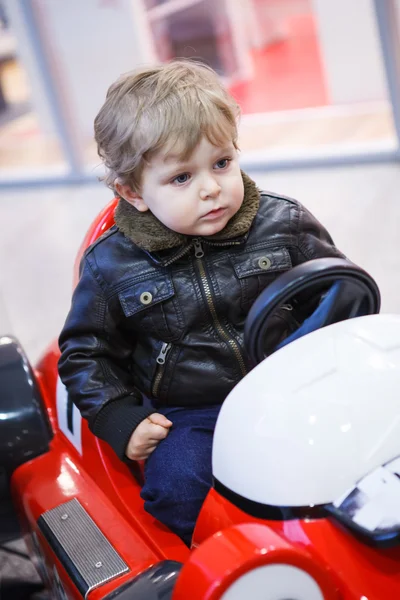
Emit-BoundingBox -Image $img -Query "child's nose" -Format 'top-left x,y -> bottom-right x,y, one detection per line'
200,176 -> 221,200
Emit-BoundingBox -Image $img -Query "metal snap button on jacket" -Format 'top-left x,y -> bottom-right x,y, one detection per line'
258,256 -> 271,270
140,292 -> 153,305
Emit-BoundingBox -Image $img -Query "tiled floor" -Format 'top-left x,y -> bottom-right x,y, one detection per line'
0,539 -> 47,599
1,161 -> 400,593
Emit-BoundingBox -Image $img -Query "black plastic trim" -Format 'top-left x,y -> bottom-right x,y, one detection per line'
326,504 -> 400,548
0,336 -> 53,542
0,336 -> 53,474
214,478 -> 327,521
102,561 -> 183,599
67,395 -> 74,433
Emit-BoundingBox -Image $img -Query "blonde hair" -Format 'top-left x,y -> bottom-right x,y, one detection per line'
94,59 -> 240,192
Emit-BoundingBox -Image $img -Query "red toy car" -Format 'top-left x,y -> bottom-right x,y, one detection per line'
3,200 -> 400,599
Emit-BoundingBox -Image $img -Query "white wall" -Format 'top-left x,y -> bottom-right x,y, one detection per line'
312,0 -> 388,104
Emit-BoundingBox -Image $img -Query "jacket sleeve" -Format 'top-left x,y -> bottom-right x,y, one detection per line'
58,256 -> 153,460
286,200 -> 348,320
295,201 -> 346,262
259,200 -> 349,354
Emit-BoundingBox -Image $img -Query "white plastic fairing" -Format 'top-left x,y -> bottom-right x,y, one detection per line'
219,564 -> 323,600
213,314 -> 400,507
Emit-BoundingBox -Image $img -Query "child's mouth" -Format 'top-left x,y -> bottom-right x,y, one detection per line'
202,207 -> 226,220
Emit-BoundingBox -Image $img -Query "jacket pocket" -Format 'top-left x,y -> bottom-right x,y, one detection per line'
118,274 -> 184,342
230,245 -> 292,313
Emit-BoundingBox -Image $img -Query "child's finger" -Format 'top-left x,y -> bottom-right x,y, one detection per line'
126,438 -> 159,460
148,413 -> 173,428
148,423 -> 170,441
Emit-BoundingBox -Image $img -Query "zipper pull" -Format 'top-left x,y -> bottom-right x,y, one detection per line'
193,238 -> 204,258
156,342 -> 171,365
282,304 -> 293,311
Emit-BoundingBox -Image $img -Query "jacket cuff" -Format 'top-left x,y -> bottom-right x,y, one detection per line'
91,396 -> 154,460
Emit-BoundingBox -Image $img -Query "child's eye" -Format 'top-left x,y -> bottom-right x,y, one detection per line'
214,158 -> 231,169
172,173 -> 190,185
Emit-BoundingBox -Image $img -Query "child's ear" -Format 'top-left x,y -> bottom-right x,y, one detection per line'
114,180 -> 149,212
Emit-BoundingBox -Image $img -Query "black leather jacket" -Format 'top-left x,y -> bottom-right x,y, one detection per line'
58,176 -> 344,459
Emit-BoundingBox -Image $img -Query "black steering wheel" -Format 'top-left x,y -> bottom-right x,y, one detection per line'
244,258 -> 381,366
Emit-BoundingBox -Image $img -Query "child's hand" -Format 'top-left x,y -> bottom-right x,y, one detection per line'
125,413 -> 173,461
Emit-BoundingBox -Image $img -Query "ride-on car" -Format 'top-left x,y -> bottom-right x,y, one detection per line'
2,199 -> 400,599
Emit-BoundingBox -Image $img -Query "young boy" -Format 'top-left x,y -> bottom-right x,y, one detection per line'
58,60 -> 344,546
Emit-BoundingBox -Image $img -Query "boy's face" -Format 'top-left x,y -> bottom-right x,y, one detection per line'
118,137 -> 244,237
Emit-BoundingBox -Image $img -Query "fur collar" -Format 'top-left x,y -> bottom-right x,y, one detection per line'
114,171 -> 260,252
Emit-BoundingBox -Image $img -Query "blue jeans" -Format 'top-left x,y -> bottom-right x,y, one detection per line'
140,405 -> 221,546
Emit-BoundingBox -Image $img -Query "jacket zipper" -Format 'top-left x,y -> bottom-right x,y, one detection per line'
162,238 -> 241,267
163,243 -> 193,267
193,238 -> 247,377
203,239 -> 242,249
152,342 -> 172,397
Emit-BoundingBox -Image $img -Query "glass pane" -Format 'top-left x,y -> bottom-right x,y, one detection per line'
0,1 -> 68,180
142,0 -> 396,159
12,0 -> 394,173
233,0 -> 396,157
144,0 -> 243,81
